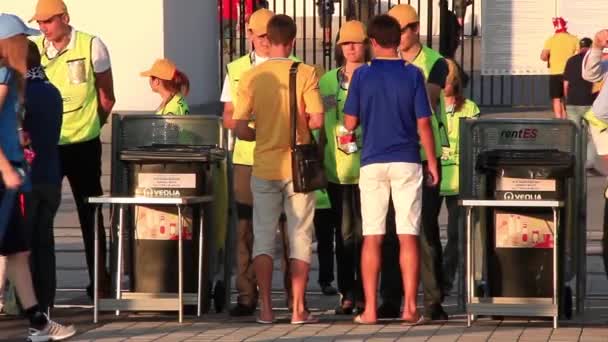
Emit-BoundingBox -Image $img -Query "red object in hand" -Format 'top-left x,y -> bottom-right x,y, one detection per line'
24,148 -> 36,165
338,134 -> 356,144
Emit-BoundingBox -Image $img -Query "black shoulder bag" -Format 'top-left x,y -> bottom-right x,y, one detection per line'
289,62 -> 327,193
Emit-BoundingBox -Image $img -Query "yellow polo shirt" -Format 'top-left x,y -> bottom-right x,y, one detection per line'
233,59 -> 324,180
543,33 -> 579,75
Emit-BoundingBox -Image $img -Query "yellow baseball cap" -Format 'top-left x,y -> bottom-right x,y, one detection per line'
337,21 -> 367,45
29,0 -> 68,23
140,59 -> 177,81
387,4 -> 419,29
248,8 -> 274,36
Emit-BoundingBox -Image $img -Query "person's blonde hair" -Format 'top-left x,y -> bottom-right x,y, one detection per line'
0,35 -> 29,103
445,58 -> 465,111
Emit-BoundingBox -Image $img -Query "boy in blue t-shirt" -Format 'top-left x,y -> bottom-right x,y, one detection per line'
343,14 -> 438,325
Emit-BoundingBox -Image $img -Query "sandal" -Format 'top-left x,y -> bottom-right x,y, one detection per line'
353,314 -> 377,325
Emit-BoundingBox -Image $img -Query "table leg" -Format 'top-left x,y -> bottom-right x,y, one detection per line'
466,206 -> 473,327
94,203 -> 99,323
197,204 -> 204,317
178,205 -> 184,323
116,205 -> 124,316
553,208 -> 559,329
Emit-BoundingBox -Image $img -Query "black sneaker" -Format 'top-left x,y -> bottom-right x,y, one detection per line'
423,304 -> 449,322
377,303 -> 401,319
229,303 -> 256,317
320,283 -> 338,296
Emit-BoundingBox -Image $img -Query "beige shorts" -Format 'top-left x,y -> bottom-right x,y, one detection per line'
589,124 -> 608,156
359,162 -> 423,236
251,176 -> 315,263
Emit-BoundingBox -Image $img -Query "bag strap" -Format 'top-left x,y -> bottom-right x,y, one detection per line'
289,61 -> 301,149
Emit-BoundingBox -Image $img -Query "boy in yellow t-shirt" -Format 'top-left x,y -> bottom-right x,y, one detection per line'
233,14 -> 324,325
540,17 -> 578,119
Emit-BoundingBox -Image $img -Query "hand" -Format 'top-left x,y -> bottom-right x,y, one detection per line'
593,29 -> 608,49
424,160 -> 439,187
19,130 -> 31,147
1,166 -> 23,190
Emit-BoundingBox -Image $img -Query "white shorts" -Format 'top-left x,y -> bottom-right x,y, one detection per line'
589,124 -> 608,156
358,162 -> 423,236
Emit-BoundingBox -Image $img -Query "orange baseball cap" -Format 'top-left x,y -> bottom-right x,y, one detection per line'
140,59 -> 177,81
387,4 -> 419,29
248,8 -> 274,36
29,0 -> 68,23
337,21 -> 367,45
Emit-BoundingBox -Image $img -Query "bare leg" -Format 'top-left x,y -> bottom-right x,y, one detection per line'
253,254 -> 274,322
290,259 -> 310,322
399,234 -> 421,320
6,252 -> 38,309
552,98 -> 564,119
359,235 -> 383,323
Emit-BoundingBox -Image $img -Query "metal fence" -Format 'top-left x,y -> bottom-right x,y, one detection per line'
217,0 -> 550,108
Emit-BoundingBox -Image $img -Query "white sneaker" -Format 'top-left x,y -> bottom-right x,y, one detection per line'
27,316 -> 76,342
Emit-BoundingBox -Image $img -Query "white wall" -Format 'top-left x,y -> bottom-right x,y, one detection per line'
4,0 -> 219,112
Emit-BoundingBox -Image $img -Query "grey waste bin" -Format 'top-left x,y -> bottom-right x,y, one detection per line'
121,144 -> 225,312
477,149 -> 574,316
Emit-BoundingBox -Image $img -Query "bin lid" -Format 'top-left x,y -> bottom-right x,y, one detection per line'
476,149 -> 574,171
120,144 -> 226,162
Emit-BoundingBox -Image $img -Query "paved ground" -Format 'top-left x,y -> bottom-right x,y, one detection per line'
2,110 -> 608,341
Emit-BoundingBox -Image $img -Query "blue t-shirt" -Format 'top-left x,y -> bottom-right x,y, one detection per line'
0,66 -> 23,163
343,58 -> 432,166
24,72 -> 63,186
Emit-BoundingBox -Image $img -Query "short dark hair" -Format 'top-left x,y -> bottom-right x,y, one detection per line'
267,14 -> 297,46
580,37 -> 592,49
367,15 -> 401,49
26,40 -> 41,69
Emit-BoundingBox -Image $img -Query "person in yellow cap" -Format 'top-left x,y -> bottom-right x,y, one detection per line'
30,0 -> 115,300
437,59 -> 479,296
381,3 -> 450,322
220,8 -> 297,317
318,20 -> 370,316
141,59 -> 190,115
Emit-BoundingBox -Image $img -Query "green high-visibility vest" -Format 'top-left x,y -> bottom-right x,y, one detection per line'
412,45 -> 446,161
157,93 -> 189,115
319,68 -> 362,185
315,189 -> 331,209
36,31 -> 100,145
584,109 -> 608,130
439,97 -> 480,196
226,53 -> 300,166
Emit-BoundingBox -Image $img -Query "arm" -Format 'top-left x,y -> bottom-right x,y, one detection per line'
418,117 -> 438,186
95,69 -> 116,126
540,49 -> 550,62
343,114 -> 358,131
583,29 -> 608,82
308,113 -> 324,130
234,119 -> 255,141
563,80 -> 569,99
0,84 -> 21,189
427,59 -> 448,112
222,102 -> 236,129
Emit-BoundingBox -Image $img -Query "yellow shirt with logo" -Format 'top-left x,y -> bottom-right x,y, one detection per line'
544,33 -> 579,75
233,59 -> 324,180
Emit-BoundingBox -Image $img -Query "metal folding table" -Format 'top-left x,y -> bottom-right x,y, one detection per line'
88,195 -> 213,323
461,199 -> 564,329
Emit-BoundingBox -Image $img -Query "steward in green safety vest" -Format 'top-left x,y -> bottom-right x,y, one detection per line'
33,1 -> 116,298
388,4 -> 451,317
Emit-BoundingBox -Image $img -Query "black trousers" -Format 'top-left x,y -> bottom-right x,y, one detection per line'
314,208 -> 336,285
380,160 -> 444,310
440,195 -> 460,291
58,137 -> 107,288
327,182 -> 363,303
27,184 -> 61,312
